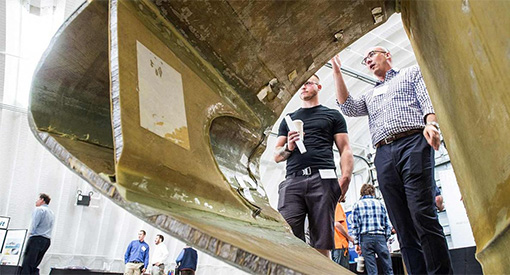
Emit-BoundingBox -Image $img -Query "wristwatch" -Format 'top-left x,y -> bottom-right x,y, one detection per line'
426,121 -> 440,130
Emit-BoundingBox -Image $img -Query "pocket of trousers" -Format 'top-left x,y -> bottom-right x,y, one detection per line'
409,151 -> 423,175
277,179 -> 289,210
322,179 -> 341,203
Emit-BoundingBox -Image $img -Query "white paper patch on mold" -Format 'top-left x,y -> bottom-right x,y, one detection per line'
136,41 -> 190,150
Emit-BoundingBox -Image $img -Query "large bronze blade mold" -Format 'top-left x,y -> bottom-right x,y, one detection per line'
28,0 -> 394,273
400,0 -> 510,273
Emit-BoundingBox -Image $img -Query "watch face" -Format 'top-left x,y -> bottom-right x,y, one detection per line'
427,122 -> 439,129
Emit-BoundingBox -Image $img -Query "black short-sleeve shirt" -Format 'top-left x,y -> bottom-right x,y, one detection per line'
278,105 -> 348,176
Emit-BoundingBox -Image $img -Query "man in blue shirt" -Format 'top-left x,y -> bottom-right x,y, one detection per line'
176,245 -> 197,275
351,184 -> 393,275
21,193 -> 55,275
331,48 -> 452,274
124,230 -> 150,275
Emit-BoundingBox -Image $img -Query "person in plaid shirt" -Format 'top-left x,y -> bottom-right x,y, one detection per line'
331,47 -> 452,274
351,184 -> 393,275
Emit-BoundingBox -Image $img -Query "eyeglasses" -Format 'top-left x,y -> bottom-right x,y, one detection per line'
303,81 -> 319,86
361,50 -> 387,65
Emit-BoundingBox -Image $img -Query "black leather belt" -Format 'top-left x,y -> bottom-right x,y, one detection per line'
375,129 -> 423,148
130,261 -> 143,264
287,167 -> 320,178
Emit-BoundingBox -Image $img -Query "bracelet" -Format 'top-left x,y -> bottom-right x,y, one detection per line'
426,121 -> 440,130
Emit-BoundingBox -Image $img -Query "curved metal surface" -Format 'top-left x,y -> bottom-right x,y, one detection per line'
28,0 -> 395,273
400,0 -> 510,273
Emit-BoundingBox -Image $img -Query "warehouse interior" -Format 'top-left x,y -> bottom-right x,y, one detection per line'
0,0 -> 492,274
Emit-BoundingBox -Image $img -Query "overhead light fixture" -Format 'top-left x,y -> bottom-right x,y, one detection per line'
76,190 -> 93,206
371,7 -> 384,24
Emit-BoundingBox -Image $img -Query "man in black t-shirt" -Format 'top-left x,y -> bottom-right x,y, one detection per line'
274,74 -> 353,257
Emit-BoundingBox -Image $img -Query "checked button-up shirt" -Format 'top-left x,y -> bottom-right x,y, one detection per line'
351,195 -> 392,245
337,66 -> 435,147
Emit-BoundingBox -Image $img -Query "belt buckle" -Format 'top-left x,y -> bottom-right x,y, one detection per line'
384,136 -> 394,145
302,167 -> 312,176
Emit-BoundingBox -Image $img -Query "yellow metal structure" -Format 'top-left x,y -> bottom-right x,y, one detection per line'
28,0 -> 510,273
29,0 -> 395,273
401,0 -> 510,273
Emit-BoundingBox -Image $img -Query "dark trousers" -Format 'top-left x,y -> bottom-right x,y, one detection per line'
277,173 -> 341,250
332,248 -> 350,269
374,133 -> 452,274
20,236 -> 51,275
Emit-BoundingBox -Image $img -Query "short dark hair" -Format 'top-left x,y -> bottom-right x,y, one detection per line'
39,193 -> 51,205
360,184 -> 376,196
157,234 -> 164,242
312,74 -> 320,82
140,230 -> 146,235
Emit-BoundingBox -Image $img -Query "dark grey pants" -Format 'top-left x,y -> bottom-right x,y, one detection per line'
278,173 -> 341,250
375,133 -> 452,274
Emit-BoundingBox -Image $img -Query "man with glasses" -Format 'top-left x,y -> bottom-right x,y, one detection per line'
330,47 -> 452,274
274,74 -> 353,258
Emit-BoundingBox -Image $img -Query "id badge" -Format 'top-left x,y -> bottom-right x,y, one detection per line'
319,169 -> 337,179
373,85 -> 388,97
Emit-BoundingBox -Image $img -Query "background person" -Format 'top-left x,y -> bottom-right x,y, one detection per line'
150,234 -> 169,275
435,185 -> 445,212
351,184 -> 393,275
124,230 -> 150,275
176,245 -> 198,275
332,197 -> 354,269
21,193 -> 55,275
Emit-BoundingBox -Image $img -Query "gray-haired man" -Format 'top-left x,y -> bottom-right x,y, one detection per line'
331,48 -> 452,274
